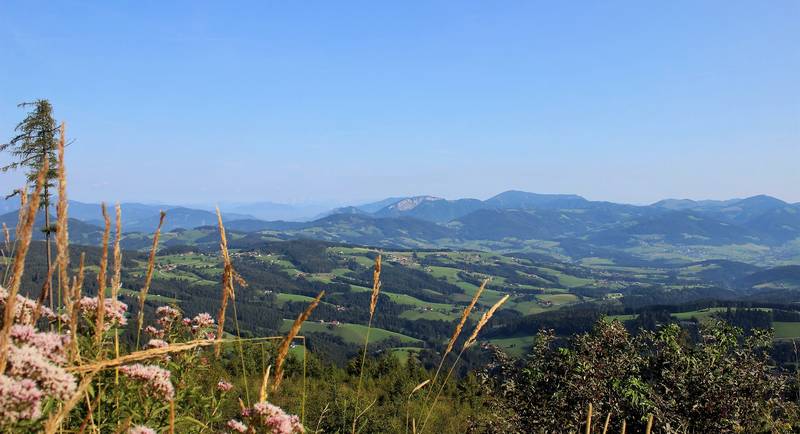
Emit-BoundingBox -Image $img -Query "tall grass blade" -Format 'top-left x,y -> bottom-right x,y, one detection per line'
55,123 -> 70,329
95,203 -> 110,348
420,294 -> 509,433
273,290 -> 324,392
352,254 -> 382,433
424,278 -> 487,407
136,210 -> 165,349
0,158 -> 47,373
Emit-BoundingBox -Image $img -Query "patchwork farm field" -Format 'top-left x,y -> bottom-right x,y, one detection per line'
279,319 -> 421,345
16,237 -> 799,363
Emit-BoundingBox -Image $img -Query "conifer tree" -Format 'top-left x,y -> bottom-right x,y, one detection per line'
1,99 -> 60,307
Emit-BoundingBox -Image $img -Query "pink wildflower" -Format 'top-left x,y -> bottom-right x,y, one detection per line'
156,305 -> 180,318
193,312 -> 214,326
10,324 -> 70,365
145,339 -> 168,349
190,313 -> 216,340
0,288 -> 56,323
119,364 -> 174,400
245,401 -> 304,433
228,419 -> 247,433
127,426 -> 156,434
78,297 -> 128,329
227,419 -> 248,433
192,312 -> 214,340
155,306 -> 181,329
6,345 -> 76,400
217,380 -> 234,392
191,312 -> 215,330
144,325 -> 165,339
0,375 -> 44,424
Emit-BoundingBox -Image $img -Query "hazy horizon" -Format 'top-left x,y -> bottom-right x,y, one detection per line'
2,1 -> 798,204
2,189 -> 798,212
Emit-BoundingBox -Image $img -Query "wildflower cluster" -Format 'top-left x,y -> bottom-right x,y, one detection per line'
127,425 -> 157,434
0,287 -> 56,323
78,296 -> 128,330
0,376 -> 43,423
229,401 -> 304,434
145,338 -> 168,349
10,324 -> 70,364
217,379 -> 234,392
190,312 -> 216,339
155,306 -> 181,330
119,363 -> 175,401
144,325 -> 164,339
145,309 -> 216,342
0,298 -> 76,426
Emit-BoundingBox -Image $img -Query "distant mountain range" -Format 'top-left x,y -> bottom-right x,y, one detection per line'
2,191 -> 799,265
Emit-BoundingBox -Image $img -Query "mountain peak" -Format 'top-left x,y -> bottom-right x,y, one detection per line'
736,195 -> 788,208
485,190 -> 587,209
387,196 -> 443,211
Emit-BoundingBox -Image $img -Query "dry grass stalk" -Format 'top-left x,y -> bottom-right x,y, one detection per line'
410,379 -> 430,396
69,253 -> 86,362
0,159 -> 47,373
421,294 -> 510,433
463,294 -> 510,350
111,204 -> 122,299
14,188 -> 28,238
3,190 -> 28,287
369,254 -> 382,316
78,390 -> 100,433
42,371 -> 97,434
422,279 -> 487,410
355,398 -> 378,421
273,290 -> 324,392
645,414 -> 654,434
95,203 -> 111,347
352,255 -> 382,433
69,338 -> 219,373
2,223 -> 9,253
5,189 -> 29,288
112,204 -> 122,382
585,403 -> 593,434
314,404 -> 330,434
447,278 -> 487,355
169,398 -> 176,434
136,210 -> 166,348
55,123 -> 71,321
602,412 -> 612,434
406,380 -> 430,434
214,207 -> 234,357
620,420 -> 626,434
259,364 -> 272,402
113,417 -> 133,434
2,220 -> 15,287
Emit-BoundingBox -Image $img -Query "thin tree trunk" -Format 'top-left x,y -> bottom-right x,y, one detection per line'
44,181 -> 53,311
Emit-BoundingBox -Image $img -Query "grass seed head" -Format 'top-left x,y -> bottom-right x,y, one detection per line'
463,294 -> 509,350
273,290 -> 324,391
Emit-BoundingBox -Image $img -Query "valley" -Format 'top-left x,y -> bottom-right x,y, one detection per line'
8,232 -> 798,365
4,191 -> 800,366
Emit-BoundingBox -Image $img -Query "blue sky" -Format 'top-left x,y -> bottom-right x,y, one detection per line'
1,1 -> 798,205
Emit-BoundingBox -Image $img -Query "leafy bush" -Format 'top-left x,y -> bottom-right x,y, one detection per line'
475,320 -> 800,433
